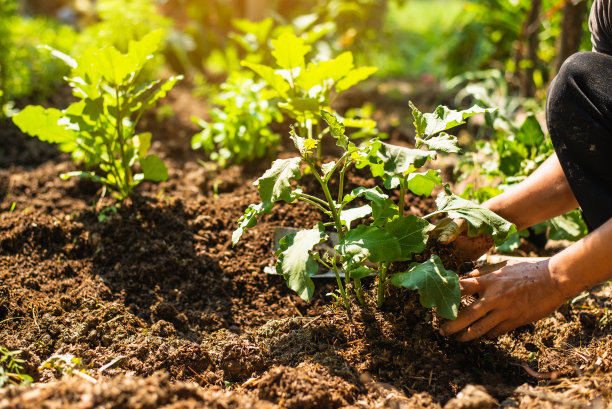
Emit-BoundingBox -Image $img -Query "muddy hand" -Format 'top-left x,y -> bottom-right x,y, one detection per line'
430,218 -> 494,264
439,258 -> 566,341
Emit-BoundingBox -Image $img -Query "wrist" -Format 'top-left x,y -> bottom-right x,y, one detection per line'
548,253 -> 581,301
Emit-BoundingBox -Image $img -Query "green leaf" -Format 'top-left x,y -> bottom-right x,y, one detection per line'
278,98 -> 319,117
255,157 -> 302,205
340,205 -> 372,229
321,110 -> 348,149
516,114 -> 545,147
338,225 -> 401,264
335,66 -> 378,93
296,52 -> 353,90
93,46 -> 135,85
370,142 -> 436,177
435,191 -> 516,245
232,202 -> 272,245
241,61 -> 290,98
321,161 -> 336,177
13,106 -> 75,144
406,170 -> 442,197
127,29 -> 164,68
276,227 -> 327,301
135,133 -> 152,158
422,133 -> 460,153
390,255 -> 460,320
349,265 -> 374,279
413,103 -> 490,138
385,215 -> 432,259
270,32 -> 311,69
547,210 -> 588,241
341,187 -> 396,226
140,154 -> 168,182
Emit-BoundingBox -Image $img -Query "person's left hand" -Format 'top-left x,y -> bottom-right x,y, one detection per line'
440,258 -> 568,341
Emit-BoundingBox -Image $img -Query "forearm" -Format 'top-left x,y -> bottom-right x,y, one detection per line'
483,154 -> 578,230
550,216 -> 612,299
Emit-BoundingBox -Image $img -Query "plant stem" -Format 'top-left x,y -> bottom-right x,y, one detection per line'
295,195 -> 330,214
312,167 -> 345,241
377,263 -> 389,308
115,87 -> 132,198
354,278 -> 365,306
399,180 -> 406,217
331,263 -> 350,309
296,192 -> 330,208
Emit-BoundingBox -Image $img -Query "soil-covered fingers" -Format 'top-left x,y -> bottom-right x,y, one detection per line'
468,261 -> 508,277
454,311 -> 508,342
485,321 -> 516,339
440,297 -> 491,337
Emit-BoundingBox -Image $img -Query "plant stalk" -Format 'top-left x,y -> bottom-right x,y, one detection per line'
399,180 -> 406,217
377,263 -> 389,308
332,262 -> 350,309
354,278 -> 365,307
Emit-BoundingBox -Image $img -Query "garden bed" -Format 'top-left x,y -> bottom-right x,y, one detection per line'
0,86 -> 611,409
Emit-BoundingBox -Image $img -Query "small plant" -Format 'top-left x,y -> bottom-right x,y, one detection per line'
13,31 -> 181,200
0,347 -> 33,387
242,31 -> 378,159
191,72 -> 283,167
40,354 -> 97,384
233,105 -> 515,318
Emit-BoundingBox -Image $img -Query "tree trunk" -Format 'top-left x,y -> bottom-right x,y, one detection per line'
518,0 -> 543,98
554,0 -> 589,74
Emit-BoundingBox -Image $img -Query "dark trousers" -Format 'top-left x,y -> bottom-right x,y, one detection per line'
547,51 -> 612,231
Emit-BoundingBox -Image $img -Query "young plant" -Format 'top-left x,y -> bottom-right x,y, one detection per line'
0,347 -> 33,387
242,31 -> 378,159
233,105 -> 515,318
191,72 -> 283,167
12,31 -> 181,200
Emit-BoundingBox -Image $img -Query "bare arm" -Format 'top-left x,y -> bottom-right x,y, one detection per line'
484,153 -> 578,231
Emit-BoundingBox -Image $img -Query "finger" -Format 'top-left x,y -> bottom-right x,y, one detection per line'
435,219 -> 467,244
440,297 -> 492,336
485,320 -> 516,339
455,311 -> 507,342
468,261 -> 507,277
459,277 -> 482,297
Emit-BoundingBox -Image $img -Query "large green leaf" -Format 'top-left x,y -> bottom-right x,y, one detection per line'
296,52 -> 353,90
335,66 -> 378,93
390,256 -> 460,320
411,102 -> 490,138
255,157 -> 302,205
241,61 -> 290,98
270,32 -> 311,69
127,29 -> 164,69
12,106 -> 77,149
422,133 -> 460,153
370,142 -> 436,178
435,191 -> 516,245
341,187 -> 396,226
140,154 -> 168,182
385,215 -> 432,259
276,227 -> 327,301
338,225 -> 401,264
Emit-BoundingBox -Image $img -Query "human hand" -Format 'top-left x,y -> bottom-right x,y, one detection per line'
430,218 -> 494,264
439,258 -> 568,341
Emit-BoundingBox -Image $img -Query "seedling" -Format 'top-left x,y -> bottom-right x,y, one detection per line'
12,30 -> 181,200
0,347 -> 33,387
233,105 -> 515,319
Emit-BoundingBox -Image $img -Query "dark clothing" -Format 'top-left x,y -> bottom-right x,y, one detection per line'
548,0 -> 612,231
590,0 -> 612,55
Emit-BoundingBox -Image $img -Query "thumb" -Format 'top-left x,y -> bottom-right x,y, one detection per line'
431,218 -> 467,244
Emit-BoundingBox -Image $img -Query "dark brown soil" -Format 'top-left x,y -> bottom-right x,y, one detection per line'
0,83 -> 610,409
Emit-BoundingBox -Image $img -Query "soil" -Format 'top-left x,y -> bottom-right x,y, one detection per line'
0,82 -> 611,409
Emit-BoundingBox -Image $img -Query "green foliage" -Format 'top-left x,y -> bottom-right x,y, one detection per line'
0,347 -> 33,387
191,73 -> 282,167
233,105 -> 513,319
0,4 -> 77,118
453,74 -> 588,247
13,31 -> 180,201
195,28 -> 379,166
